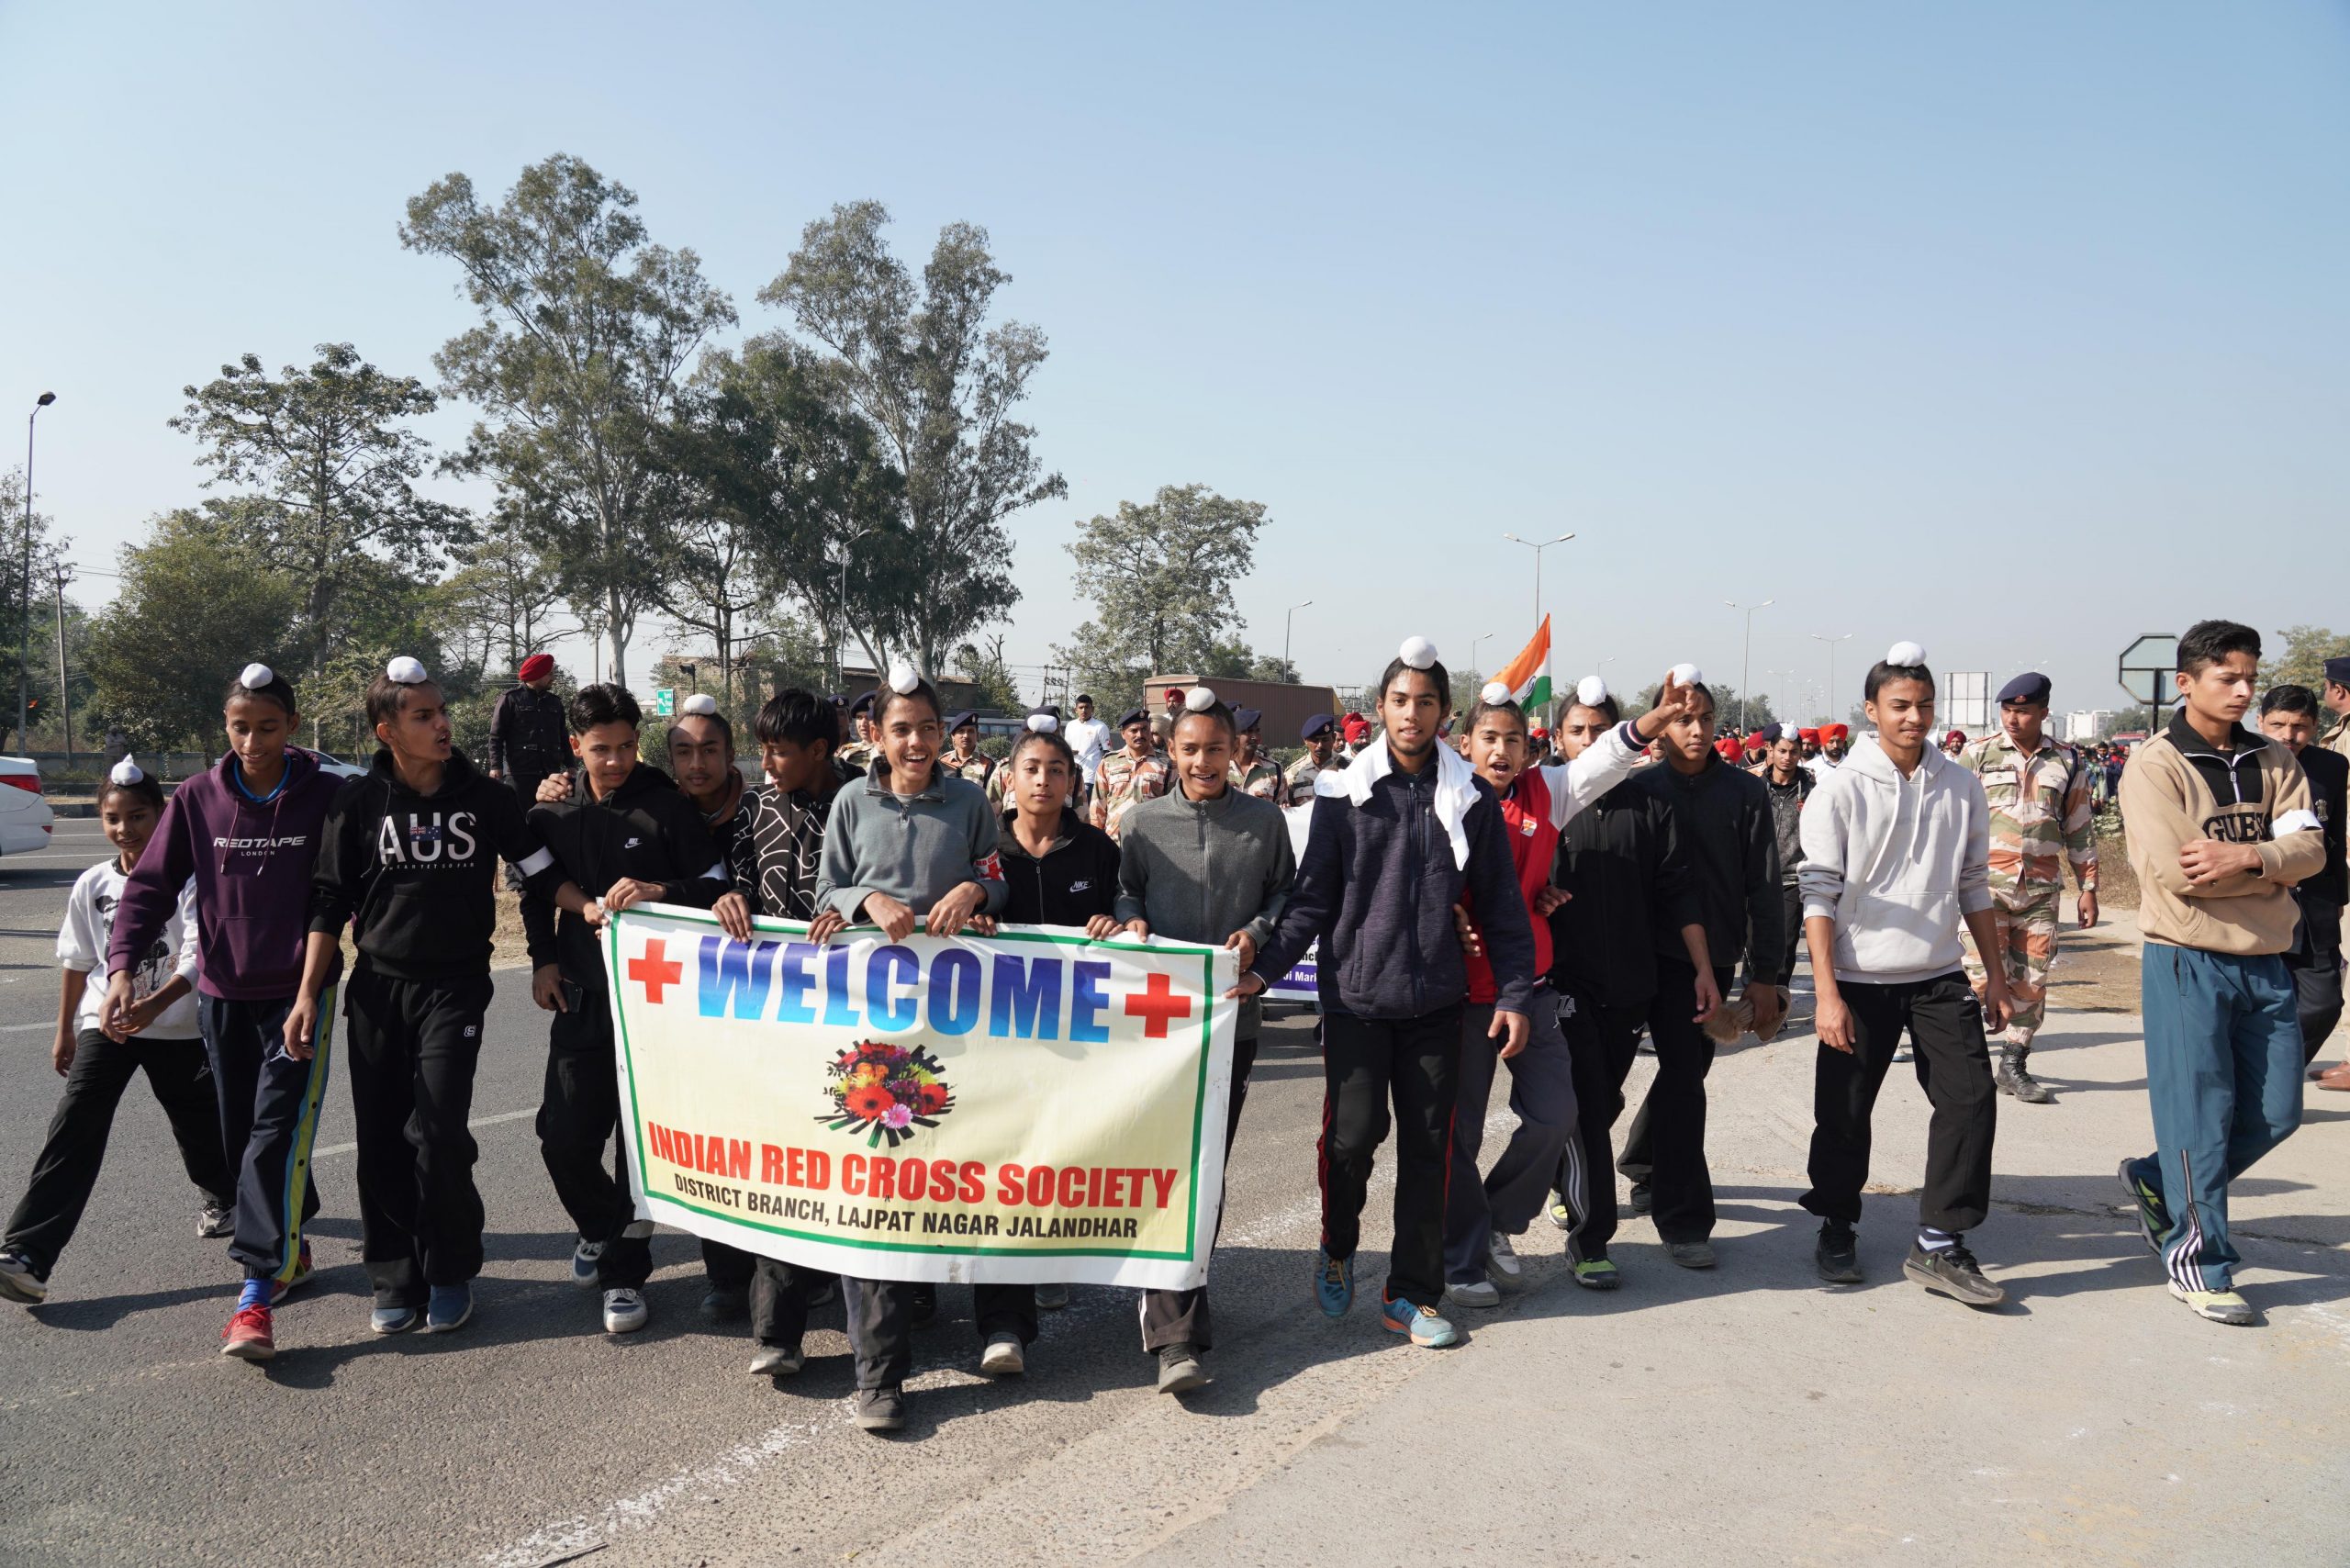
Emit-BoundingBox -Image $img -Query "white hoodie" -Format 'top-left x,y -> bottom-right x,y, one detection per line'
1797,734 -> 1993,985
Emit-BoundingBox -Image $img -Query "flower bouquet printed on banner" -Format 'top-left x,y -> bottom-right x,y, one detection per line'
820,1039 -> 956,1148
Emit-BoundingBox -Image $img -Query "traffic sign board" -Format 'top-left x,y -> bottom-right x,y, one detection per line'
2117,634 -> 2178,704
653,687 -> 676,717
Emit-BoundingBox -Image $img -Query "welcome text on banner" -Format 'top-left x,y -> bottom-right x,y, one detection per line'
602,905 -> 1238,1289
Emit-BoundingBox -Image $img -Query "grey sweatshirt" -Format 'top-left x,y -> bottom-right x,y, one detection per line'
815,764 -> 1009,924
1113,785 -> 1295,1038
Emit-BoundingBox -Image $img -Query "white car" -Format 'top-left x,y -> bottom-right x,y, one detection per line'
0,756 -> 56,858
300,747 -> 370,782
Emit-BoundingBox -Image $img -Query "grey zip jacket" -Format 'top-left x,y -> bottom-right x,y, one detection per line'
1114,785 -> 1296,1038
815,763 -> 1009,923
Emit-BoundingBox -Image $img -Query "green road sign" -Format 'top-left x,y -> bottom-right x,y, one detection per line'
654,687 -> 676,717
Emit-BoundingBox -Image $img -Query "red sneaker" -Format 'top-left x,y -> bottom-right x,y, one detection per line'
221,1303 -> 275,1361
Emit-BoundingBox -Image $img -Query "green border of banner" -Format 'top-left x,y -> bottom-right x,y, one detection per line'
605,909 -> 1225,1261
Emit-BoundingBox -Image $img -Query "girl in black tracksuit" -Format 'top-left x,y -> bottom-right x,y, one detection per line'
997,723 -> 1124,931
294,665 -> 588,1333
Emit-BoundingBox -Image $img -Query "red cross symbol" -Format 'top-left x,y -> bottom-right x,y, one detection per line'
628,939 -> 683,1004
1123,971 -> 1194,1038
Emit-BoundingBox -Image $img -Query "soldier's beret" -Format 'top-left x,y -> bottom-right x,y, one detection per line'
1301,712 -> 1336,740
1233,707 -> 1263,732
1120,707 -> 1148,728
2324,655 -> 2350,688
946,711 -> 977,732
1998,672 -> 2052,706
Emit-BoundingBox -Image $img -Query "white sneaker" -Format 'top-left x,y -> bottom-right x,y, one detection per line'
602,1287 -> 648,1334
569,1238 -> 605,1287
0,1252 -> 46,1305
1487,1231 -> 1524,1282
979,1332 -> 1025,1376
1444,1278 -> 1502,1309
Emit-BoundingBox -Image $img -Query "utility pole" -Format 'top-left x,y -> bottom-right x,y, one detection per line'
18,392 -> 55,751
51,564 -> 72,763
1811,633 -> 1853,725
1725,599 -> 1773,732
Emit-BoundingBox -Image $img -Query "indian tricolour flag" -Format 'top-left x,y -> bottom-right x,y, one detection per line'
1493,616 -> 1552,711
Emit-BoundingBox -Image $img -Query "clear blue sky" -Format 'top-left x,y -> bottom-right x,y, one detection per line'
6,2 -> 2344,722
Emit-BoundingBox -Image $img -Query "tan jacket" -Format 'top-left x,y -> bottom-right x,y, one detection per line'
2119,713 -> 2325,954
2325,710 -> 2350,759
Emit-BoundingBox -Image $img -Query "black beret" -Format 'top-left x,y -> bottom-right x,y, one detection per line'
1301,712 -> 1336,741
1233,707 -> 1263,732
2324,655 -> 2350,688
946,711 -> 976,732
1120,707 -> 1148,728
1998,672 -> 2052,706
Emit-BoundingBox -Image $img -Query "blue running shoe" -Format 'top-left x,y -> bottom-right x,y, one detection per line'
370,1302 -> 422,1336
1315,1249 -> 1355,1317
1380,1293 -> 1460,1348
2119,1158 -> 2171,1255
425,1283 -> 473,1334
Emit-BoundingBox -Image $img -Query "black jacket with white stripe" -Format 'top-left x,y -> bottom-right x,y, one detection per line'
521,761 -> 727,980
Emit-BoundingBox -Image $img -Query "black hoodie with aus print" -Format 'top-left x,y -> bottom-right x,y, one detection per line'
308,749 -> 566,981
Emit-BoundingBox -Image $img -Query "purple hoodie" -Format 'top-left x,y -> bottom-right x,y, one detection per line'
108,748 -> 346,1001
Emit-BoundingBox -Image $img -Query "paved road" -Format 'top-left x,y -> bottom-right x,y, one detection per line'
1,835 -> 2344,1567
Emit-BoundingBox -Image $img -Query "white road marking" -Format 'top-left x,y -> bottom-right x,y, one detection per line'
312,1105 -> 538,1159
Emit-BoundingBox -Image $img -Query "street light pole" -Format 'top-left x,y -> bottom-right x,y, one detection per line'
831,525 -> 873,690
1810,632 -> 1853,725
1502,531 -> 1575,722
51,565 -> 72,763
1469,630 -> 1495,680
1282,599 -> 1313,676
1725,599 -> 1774,731
18,392 -> 55,752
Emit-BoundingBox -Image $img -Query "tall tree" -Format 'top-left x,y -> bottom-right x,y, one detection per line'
1052,484 -> 1267,711
85,510 -> 303,754
402,153 -> 735,686
762,202 -> 1064,674
2263,625 -> 2350,691
441,500 -> 569,679
677,337 -> 906,689
1,467 -> 67,752
172,343 -> 472,679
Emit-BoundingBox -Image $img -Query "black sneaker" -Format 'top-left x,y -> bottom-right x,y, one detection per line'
856,1384 -> 906,1431
1815,1222 -> 1862,1284
909,1282 -> 937,1327
1904,1241 -> 2005,1308
1626,1183 -> 1653,1217
1157,1343 -> 1207,1394
699,1285 -> 749,1322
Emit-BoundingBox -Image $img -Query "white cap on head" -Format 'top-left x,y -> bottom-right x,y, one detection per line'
1026,711 -> 1058,734
1397,636 -> 1438,671
1184,686 -> 1217,713
1670,662 -> 1703,687
1886,640 -> 1927,666
238,662 -> 275,689
887,661 -> 921,696
1479,680 -> 1511,706
679,692 -> 719,717
385,655 -> 429,685
110,755 -> 145,787
1575,675 -> 1609,707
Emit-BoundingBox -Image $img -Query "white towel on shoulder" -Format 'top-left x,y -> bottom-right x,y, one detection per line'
1341,739 -> 1478,868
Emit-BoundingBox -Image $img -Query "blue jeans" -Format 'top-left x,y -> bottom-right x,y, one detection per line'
2133,944 -> 2302,1292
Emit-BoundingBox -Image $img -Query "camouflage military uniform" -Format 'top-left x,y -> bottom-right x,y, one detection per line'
1092,747 -> 1170,841
1230,754 -> 1283,802
836,741 -> 878,777
1283,752 -> 1336,806
1958,732 -> 2098,1051
943,751 -> 994,790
